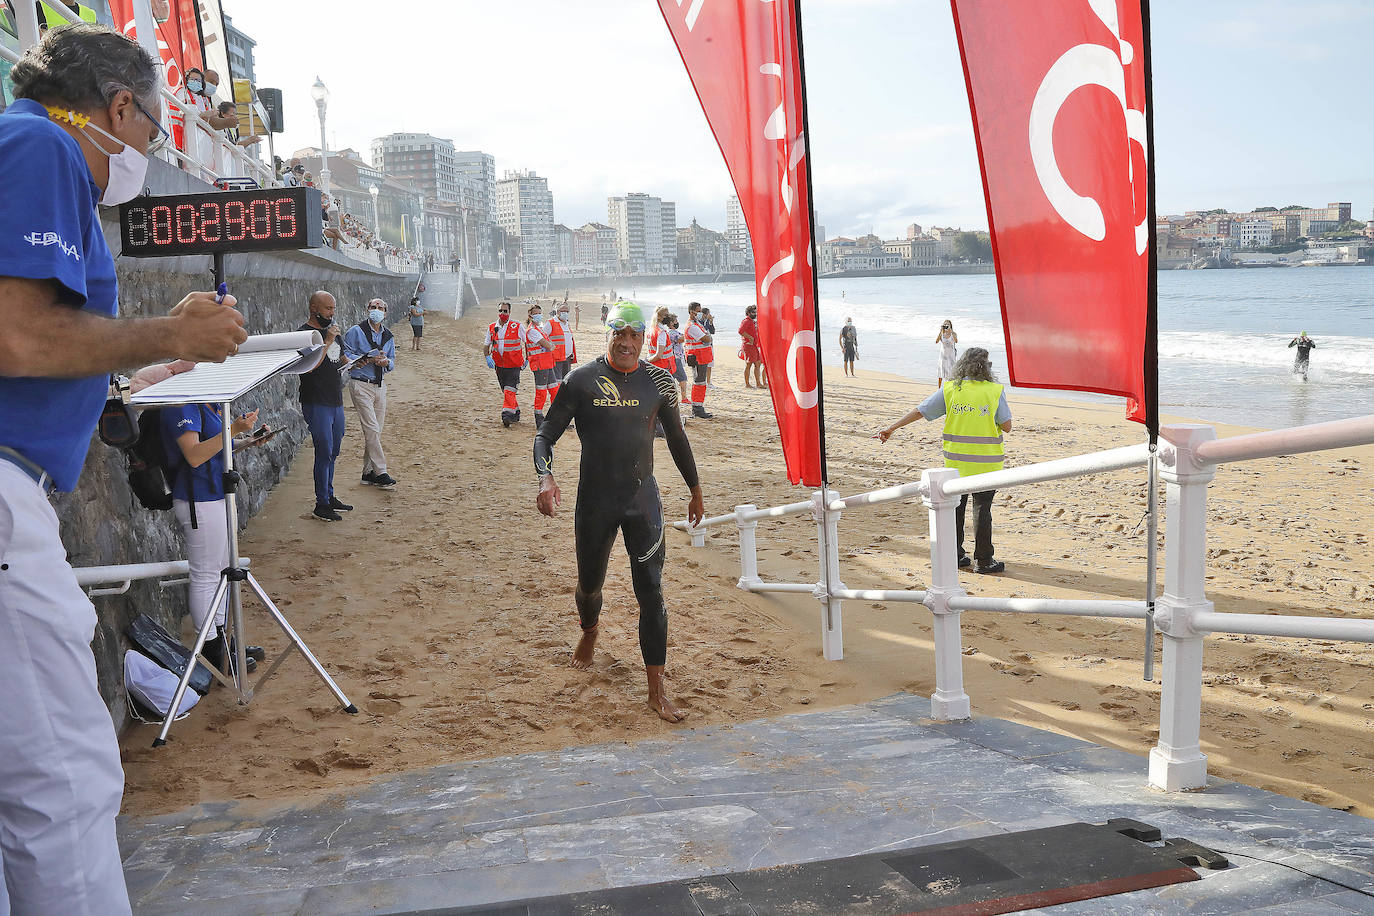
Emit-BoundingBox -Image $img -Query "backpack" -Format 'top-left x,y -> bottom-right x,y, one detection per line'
125,407 -> 204,525
125,408 -> 176,512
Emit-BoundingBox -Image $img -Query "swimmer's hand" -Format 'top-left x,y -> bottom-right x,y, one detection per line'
537,475 -> 561,517
687,486 -> 704,528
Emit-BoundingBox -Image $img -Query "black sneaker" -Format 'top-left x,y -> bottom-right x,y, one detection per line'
372,473 -> 397,490
958,554 -> 972,569
361,470 -> 377,486
692,406 -> 714,419
975,560 -> 1006,575
313,504 -> 343,522
229,638 -> 266,663
502,413 -> 513,428
329,497 -> 354,511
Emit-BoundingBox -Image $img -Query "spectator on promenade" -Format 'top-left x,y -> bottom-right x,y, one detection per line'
738,304 -> 765,389
0,25 -> 246,911
215,101 -> 262,151
344,299 -> 398,489
322,193 -> 345,250
406,295 -> 425,351
874,347 -> 1011,574
281,157 -> 304,187
300,291 -> 352,521
840,317 -> 858,377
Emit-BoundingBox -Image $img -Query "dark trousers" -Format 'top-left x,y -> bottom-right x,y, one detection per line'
302,403 -> 345,506
955,489 -> 996,564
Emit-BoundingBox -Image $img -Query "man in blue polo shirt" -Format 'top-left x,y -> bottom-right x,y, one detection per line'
0,26 -> 247,913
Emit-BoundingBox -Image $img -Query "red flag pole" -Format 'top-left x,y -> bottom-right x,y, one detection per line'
1140,0 -> 1161,681
789,0 -> 830,487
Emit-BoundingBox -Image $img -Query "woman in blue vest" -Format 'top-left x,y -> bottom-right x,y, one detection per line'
874,347 -> 1012,574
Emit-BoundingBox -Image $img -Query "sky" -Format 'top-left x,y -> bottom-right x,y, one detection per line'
228,0 -> 1374,239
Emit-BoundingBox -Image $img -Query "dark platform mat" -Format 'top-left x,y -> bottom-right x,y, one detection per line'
444,819 -> 1223,916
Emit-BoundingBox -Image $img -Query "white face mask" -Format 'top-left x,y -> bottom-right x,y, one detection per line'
79,117 -> 150,206
49,106 -> 150,205
369,308 -> 385,324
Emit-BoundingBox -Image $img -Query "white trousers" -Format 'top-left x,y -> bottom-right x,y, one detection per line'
348,379 -> 388,475
172,499 -> 229,633
0,463 -> 130,915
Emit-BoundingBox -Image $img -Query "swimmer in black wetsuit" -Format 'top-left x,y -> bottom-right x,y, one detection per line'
535,301 -> 705,723
1288,331 -> 1316,382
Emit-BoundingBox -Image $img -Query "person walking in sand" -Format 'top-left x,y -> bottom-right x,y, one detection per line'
523,303 -> 558,429
840,317 -> 859,377
684,302 -> 715,419
484,301 -> 525,427
667,313 -> 690,404
534,301 -> 704,723
874,347 -> 1011,574
739,305 -> 766,388
647,306 -> 676,375
406,296 -> 425,351
1288,331 -> 1316,382
936,319 -> 958,386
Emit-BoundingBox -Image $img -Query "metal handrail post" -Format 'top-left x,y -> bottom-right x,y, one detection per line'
1148,424 -> 1217,791
921,468 -> 971,720
735,504 -> 762,590
811,489 -> 845,661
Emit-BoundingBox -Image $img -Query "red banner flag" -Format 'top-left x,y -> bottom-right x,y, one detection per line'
109,0 -> 205,95
658,0 -> 824,486
951,0 -> 1153,423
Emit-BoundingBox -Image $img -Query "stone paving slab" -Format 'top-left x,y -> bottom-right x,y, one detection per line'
118,693 -> 1374,914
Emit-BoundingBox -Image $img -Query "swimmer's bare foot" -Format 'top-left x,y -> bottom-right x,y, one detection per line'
572,625 -> 598,669
646,665 -> 686,723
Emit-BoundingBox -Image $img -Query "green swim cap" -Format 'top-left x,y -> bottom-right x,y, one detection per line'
606,300 -> 646,329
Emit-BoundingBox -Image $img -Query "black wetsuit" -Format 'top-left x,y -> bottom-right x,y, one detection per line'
534,356 -> 699,665
1288,337 -> 1316,380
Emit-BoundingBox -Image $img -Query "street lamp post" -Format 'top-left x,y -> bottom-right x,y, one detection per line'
369,184 -> 381,264
498,247 -> 506,298
310,77 -> 331,193
460,206 -> 470,275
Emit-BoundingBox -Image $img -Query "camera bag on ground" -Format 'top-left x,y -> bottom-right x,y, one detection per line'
123,649 -> 200,723
126,613 -> 212,696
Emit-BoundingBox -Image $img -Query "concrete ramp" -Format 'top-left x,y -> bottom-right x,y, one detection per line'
418,270 -> 474,319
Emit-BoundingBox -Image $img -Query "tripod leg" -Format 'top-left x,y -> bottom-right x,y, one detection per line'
153,576 -> 230,747
243,573 -> 357,713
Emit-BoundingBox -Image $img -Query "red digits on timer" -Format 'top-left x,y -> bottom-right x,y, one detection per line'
224,200 -> 247,241
276,198 -> 297,236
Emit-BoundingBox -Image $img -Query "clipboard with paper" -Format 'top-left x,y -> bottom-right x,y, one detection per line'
130,331 -> 325,407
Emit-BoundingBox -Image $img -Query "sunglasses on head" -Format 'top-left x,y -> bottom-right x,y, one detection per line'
606,318 -> 646,333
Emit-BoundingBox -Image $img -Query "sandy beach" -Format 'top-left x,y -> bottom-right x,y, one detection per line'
119,303 -> 1374,819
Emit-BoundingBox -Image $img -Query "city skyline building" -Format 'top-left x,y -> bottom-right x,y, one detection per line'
495,169 -> 556,274
222,14 -> 257,86
370,132 -> 460,204
607,192 -> 677,274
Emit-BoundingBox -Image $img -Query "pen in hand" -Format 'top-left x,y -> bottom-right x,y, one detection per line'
215,282 -> 228,305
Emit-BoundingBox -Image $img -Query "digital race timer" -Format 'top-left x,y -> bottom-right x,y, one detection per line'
118,187 -> 323,257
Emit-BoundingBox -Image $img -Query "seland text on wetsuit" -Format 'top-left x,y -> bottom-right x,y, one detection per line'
533,356 -> 699,665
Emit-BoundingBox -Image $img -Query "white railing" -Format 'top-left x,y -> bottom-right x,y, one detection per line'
674,416 -> 1374,793
75,558 -> 251,597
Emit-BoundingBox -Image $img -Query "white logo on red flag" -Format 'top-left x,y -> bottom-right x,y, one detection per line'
952,0 -> 1151,422
659,0 -> 824,486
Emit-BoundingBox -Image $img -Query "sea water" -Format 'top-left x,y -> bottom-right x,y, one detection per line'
633,268 -> 1374,431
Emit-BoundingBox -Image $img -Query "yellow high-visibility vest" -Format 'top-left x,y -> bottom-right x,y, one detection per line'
941,379 -> 1005,477
41,2 -> 97,28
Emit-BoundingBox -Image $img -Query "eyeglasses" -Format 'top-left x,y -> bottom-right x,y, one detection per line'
606,318 -> 646,333
133,98 -> 171,154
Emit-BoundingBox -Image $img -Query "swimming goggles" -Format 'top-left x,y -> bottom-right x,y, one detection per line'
606,318 -> 646,333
